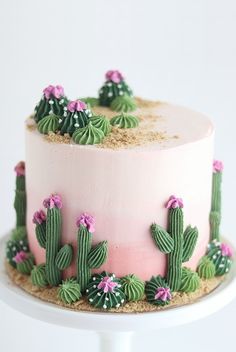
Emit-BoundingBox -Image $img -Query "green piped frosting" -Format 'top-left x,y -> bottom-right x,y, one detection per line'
6,239 -> 29,268
110,95 -> 137,113
150,223 -> 174,254
207,241 -> 232,276
59,107 -> 92,136
197,256 -> 216,279
11,226 -> 27,241
80,97 -> 99,108
58,278 -> 82,304
16,254 -> 34,275
210,169 -> 222,241
90,115 -> 111,136
180,267 -> 200,293
35,222 -> 46,249
55,244 -> 73,270
86,272 -> 126,309
99,80 -> 133,107
76,225 -> 92,292
72,122 -> 105,145
121,274 -> 145,301
14,174 -> 26,227
182,226 -> 198,262
34,96 -> 68,123
88,241 -> 108,269
37,114 -> 59,134
31,264 -> 48,287
110,113 -> 139,129
145,276 -> 172,306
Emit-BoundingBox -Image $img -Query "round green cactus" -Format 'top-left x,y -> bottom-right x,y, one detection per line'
58,278 -> 82,304
16,254 -> 34,275
72,122 -> 105,145
11,226 -> 27,241
180,267 -> 200,293
207,240 -> 232,276
110,95 -> 137,113
121,274 -> 145,301
90,115 -> 111,136
110,113 -> 139,129
6,239 -> 29,268
37,114 -> 60,134
197,256 -> 216,279
145,276 -> 172,306
79,97 -> 99,108
31,264 -> 48,287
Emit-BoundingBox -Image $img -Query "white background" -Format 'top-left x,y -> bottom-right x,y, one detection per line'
0,0 -> 235,351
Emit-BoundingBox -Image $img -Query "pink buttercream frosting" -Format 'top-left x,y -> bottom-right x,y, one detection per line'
76,213 -> 95,233
213,160 -> 224,173
105,70 -> 124,83
33,210 -> 46,225
97,276 -> 118,293
14,161 -> 25,177
154,287 -> 172,301
165,195 -> 184,209
43,194 -> 62,209
43,85 -> 64,100
221,243 -> 233,257
13,251 -> 27,264
67,100 -> 87,113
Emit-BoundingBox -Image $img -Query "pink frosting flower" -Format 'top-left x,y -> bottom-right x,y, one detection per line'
43,194 -> 62,209
43,85 -> 64,99
221,243 -> 233,257
155,287 -> 172,302
13,251 -> 27,264
105,70 -> 124,83
33,210 -> 46,225
14,161 -> 25,177
213,160 -> 224,173
97,276 -> 118,293
165,195 -> 184,209
76,213 -> 95,233
67,100 -> 87,113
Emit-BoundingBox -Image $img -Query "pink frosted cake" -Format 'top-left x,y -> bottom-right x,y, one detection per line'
5,71 -> 233,312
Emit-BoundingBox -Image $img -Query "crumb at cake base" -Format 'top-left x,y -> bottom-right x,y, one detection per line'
6,262 -> 224,314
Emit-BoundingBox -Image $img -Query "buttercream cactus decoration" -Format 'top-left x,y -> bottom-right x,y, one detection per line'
121,274 -> 145,301
145,276 -> 172,306
14,162 -> 26,227
34,85 -> 68,123
31,264 -> 48,287
13,251 -> 34,275
33,195 -> 73,286
150,196 -> 199,291
180,267 -> 200,293
86,272 -> 126,309
210,160 -> 224,241
76,213 -> 108,292
98,70 -> 135,109
6,237 -> 29,268
207,240 -> 232,276
197,256 -> 216,279
58,278 -> 82,304
59,100 -> 92,136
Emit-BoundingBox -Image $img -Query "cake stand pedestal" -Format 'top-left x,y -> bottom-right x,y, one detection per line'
0,234 -> 236,352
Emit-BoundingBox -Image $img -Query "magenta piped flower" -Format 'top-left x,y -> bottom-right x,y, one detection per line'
14,161 -> 25,177
33,209 -> 46,225
43,85 -> 64,100
13,251 -> 27,264
165,195 -> 184,209
97,276 -> 118,293
221,243 -> 233,257
105,70 -> 124,83
67,100 -> 87,113
213,160 -> 224,173
43,194 -> 62,209
154,287 -> 172,302
76,213 -> 95,233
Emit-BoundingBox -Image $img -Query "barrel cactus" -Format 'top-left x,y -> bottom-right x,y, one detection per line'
180,267 -> 200,293
13,251 -> 34,275
90,115 -> 111,136
6,238 -> 29,268
31,264 -> 48,287
110,95 -> 137,113
145,276 -> 172,306
110,113 -> 139,128
11,226 -> 27,241
58,278 -> 82,304
121,274 -> 145,301
207,240 -> 232,276
197,256 -> 216,279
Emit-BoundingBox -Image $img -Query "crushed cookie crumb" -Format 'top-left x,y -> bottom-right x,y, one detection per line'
45,132 -> 71,144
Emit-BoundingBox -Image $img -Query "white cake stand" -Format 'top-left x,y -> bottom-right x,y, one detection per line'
0,233 -> 236,352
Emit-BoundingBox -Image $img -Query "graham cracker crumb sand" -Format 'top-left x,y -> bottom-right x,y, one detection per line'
6,262 -> 225,314
45,132 -> 71,144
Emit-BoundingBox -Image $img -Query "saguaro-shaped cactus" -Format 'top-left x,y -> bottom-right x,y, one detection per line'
76,213 -> 108,292
14,162 -> 26,227
151,196 -> 198,291
210,160 -> 224,241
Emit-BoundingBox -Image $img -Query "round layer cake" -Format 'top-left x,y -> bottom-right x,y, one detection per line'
25,98 -> 214,280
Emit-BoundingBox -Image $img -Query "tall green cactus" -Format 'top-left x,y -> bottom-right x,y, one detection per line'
76,213 -> 108,292
210,160 -> 223,241
151,196 -> 198,291
14,162 -> 26,227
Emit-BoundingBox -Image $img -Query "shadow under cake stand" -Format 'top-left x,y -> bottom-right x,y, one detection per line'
0,234 -> 236,352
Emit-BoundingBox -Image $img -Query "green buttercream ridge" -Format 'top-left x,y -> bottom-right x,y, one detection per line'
6,238 -> 29,268
86,272 -> 126,309
207,241 -> 232,276
37,114 -> 60,134
197,256 -> 216,279
88,241 -> 108,269
150,223 -> 174,254
34,96 -> 68,123
35,222 -> 47,249
11,226 -> 27,241
72,122 -> 105,145
76,225 -> 92,292
14,175 -> 26,227
110,113 -> 139,129
145,276 -> 172,306
31,264 -> 48,287
110,95 -> 137,113
16,254 -> 34,275
210,172 -> 222,241
80,97 -> 99,108
121,274 -> 145,301
182,226 -> 198,262
55,244 -> 73,270
90,115 -> 111,136
180,267 -> 200,293
59,106 -> 92,136
58,278 -> 82,304
99,80 -> 133,107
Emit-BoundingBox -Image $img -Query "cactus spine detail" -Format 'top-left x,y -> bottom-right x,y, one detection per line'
14,162 -> 26,227
210,160 -> 223,241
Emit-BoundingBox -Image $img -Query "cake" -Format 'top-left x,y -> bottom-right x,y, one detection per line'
5,70 -> 233,312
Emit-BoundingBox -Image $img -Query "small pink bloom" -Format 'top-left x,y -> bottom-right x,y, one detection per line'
14,161 -> 25,177
76,213 -> 95,233
97,276 -> 118,293
43,194 -> 62,209
67,100 -> 87,113
105,70 -> 124,83
43,85 -> 64,99
165,195 -> 184,209
13,251 -> 27,264
33,209 -> 46,225
221,243 -> 233,257
213,160 -> 224,173
154,287 -> 172,302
